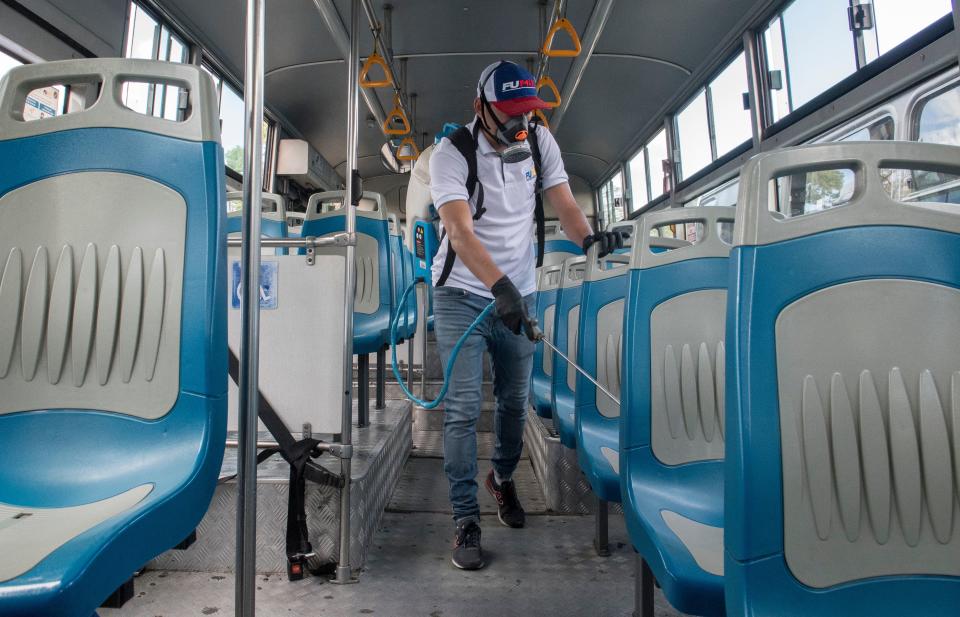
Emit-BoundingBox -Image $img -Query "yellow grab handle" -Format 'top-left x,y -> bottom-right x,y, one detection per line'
532,108 -> 550,129
360,52 -> 394,88
395,137 -> 420,161
542,17 -> 581,58
536,76 -> 561,108
383,105 -> 411,135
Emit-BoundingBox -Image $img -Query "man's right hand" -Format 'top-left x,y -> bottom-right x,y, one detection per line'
491,275 -> 533,337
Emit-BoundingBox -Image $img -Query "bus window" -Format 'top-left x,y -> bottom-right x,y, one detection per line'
710,52 -> 752,156
675,90 -> 711,180
763,0 -> 857,122
646,129 -> 669,201
772,168 -> 856,217
688,177 -> 740,209
882,85 -> 960,204
916,84 -> 960,147
873,0 -> 953,56
839,116 -> 895,142
626,149 -> 649,213
0,48 -> 20,81
123,2 -> 188,120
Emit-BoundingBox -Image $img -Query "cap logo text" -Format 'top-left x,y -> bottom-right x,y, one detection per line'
502,79 -> 535,92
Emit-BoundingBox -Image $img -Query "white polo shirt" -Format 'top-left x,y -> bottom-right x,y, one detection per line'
429,119 -> 569,299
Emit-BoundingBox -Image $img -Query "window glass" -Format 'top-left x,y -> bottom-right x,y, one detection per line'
838,116 -> 895,142
0,48 -> 21,81
780,0 -> 857,112
675,90 -> 712,181
646,129 -> 669,200
710,53 -> 752,155
689,177 -> 740,208
609,171 -> 625,223
124,3 -> 158,60
772,168 -> 856,217
221,83 -> 245,173
123,3 -> 187,120
627,149 -> 648,211
763,16 -> 791,122
873,0 -> 952,55
881,167 -> 960,204
916,85 -> 960,147
763,0 -> 857,122
2,48 -> 69,120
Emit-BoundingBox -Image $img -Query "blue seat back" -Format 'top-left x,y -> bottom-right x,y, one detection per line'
550,255 -> 586,448
226,191 -> 288,255
618,208 -> 733,616
0,58 -> 225,614
727,142 -> 960,616
302,191 -> 392,353
621,207 -> 734,458
574,221 -> 637,500
537,221 -> 581,267
531,263 -> 563,418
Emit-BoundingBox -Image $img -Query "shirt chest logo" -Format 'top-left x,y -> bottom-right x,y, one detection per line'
524,167 -> 537,182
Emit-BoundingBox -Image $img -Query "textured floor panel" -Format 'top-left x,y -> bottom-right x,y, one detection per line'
412,428 -> 500,459
387,456 -> 547,515
524,409 -> 623,515
150,401 -> 412,572
102,512 -> 689,617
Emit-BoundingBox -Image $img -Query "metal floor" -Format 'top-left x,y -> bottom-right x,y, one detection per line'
101,416 -> 688,617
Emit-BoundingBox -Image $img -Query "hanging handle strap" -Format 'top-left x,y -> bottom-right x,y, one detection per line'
542,17 -> 582,58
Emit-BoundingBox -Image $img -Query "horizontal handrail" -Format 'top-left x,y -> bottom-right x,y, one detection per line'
226,232 -> 355,248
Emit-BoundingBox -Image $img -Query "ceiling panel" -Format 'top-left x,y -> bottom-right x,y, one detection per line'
162,0 -> 767,185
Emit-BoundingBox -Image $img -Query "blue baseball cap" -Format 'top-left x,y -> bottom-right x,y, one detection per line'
477,61 -> 551,116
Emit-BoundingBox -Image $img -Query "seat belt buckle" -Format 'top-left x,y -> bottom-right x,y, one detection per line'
286,551 -> 316,581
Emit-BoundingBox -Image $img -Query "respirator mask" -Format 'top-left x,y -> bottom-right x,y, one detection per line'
479,67 -> 533,164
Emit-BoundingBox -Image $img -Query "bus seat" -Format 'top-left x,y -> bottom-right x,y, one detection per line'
285,211 -> 305,237
550,255 -> 586,448
531,263 -> 563,418
574,221 -> 637,503
620,207 -> 734,617
0,59 -> 226,617
727,142 -> 960,616
226,191 -> 289,256
537,221 -> 581,268
302,191 -> 392,355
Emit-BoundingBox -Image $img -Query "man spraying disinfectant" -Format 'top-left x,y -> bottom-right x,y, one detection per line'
427,61 -> 626,570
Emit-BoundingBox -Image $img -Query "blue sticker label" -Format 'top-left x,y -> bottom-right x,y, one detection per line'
231,261 -> 278,310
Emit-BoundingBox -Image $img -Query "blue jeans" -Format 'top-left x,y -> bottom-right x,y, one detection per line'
433,285 -> 536,521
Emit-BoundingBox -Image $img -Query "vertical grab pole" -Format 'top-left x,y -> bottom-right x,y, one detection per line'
333,0 -> 360,585
235,0 -> 266,613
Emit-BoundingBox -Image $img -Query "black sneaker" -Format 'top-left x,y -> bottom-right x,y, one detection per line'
451,517 -> 485,570
485,470 -> 525,528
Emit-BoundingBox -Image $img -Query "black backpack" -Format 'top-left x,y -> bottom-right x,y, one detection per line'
435,122 -> 546,286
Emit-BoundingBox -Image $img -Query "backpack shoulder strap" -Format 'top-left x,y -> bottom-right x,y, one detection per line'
447,125 -> 479,200
529,125 -> 546,267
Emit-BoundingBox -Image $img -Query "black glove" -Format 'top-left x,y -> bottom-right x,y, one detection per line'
582,229 -> 629,258
491,275 -> 534,338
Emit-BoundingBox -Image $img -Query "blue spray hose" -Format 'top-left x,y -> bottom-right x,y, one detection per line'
390,280 -> 496,409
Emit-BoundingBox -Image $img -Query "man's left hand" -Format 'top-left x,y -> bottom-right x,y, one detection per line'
582,229 -> 630,258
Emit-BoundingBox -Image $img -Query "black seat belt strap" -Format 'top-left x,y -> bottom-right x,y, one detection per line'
227,349 -> 341,581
